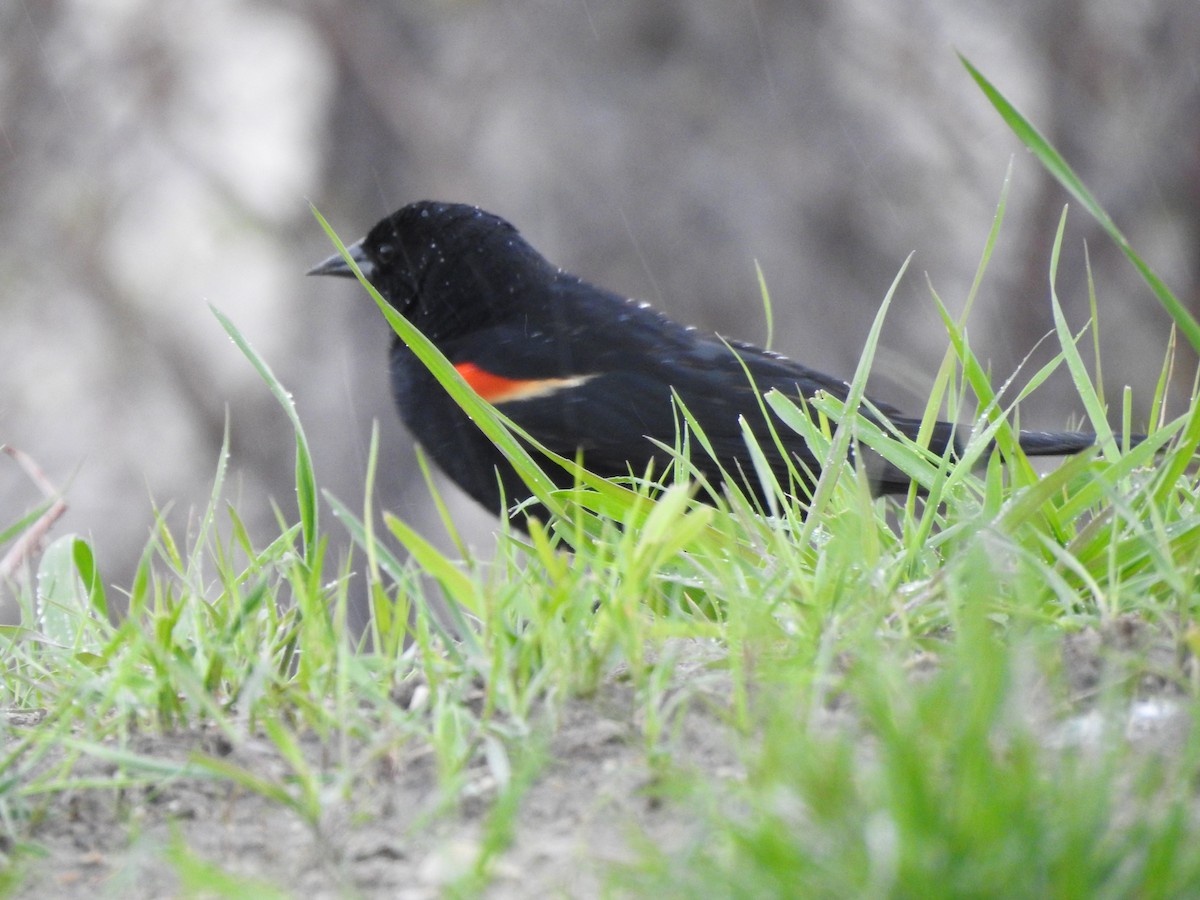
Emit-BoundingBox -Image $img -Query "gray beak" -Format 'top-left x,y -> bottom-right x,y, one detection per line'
306,238 -> 375,280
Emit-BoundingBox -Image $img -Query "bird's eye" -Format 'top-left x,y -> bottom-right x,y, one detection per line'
376,242 -> 395,262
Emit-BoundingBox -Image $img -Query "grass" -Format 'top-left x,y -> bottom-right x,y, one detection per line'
2,59 -> 1200,896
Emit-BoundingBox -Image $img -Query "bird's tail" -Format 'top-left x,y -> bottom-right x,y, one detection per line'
938,425 -> 1108,458
872,422 -> 1117,495
868,416 -> 1153,495
1015,430 -> 1098,456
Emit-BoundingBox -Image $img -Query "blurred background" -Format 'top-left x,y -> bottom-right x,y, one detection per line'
2,0 -> 1198,612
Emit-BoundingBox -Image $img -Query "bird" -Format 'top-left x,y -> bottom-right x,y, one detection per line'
308,201 -> 1100,525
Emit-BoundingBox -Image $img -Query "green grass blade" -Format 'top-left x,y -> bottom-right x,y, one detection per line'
960,54 -> 1200,353
323,490 -> 472,662
1045,207 -> 1117,457
211,307 -> 318,568
797,254 -> 912,548
383,511 -> 484,620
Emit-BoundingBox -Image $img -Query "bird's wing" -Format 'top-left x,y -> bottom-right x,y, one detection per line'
437,305 -> 926,495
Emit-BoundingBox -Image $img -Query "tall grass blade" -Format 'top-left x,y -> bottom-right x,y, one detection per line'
961,54 -> 1200,353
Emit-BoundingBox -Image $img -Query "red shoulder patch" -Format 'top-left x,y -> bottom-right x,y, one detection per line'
454,362 -> 597,404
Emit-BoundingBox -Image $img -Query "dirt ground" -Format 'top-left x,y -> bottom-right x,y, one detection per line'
6,645 -> 738,898
5,625 -> 1193,898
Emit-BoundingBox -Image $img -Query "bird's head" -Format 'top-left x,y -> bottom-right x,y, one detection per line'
308,201 -> 548,338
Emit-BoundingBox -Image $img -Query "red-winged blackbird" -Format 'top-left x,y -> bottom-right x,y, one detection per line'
309,201 -> 1098,522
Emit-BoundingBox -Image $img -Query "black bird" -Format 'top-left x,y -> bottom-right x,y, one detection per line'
309,201 -> 1097,522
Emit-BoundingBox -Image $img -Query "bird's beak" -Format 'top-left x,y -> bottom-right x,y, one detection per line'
306,238 -> 376,280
